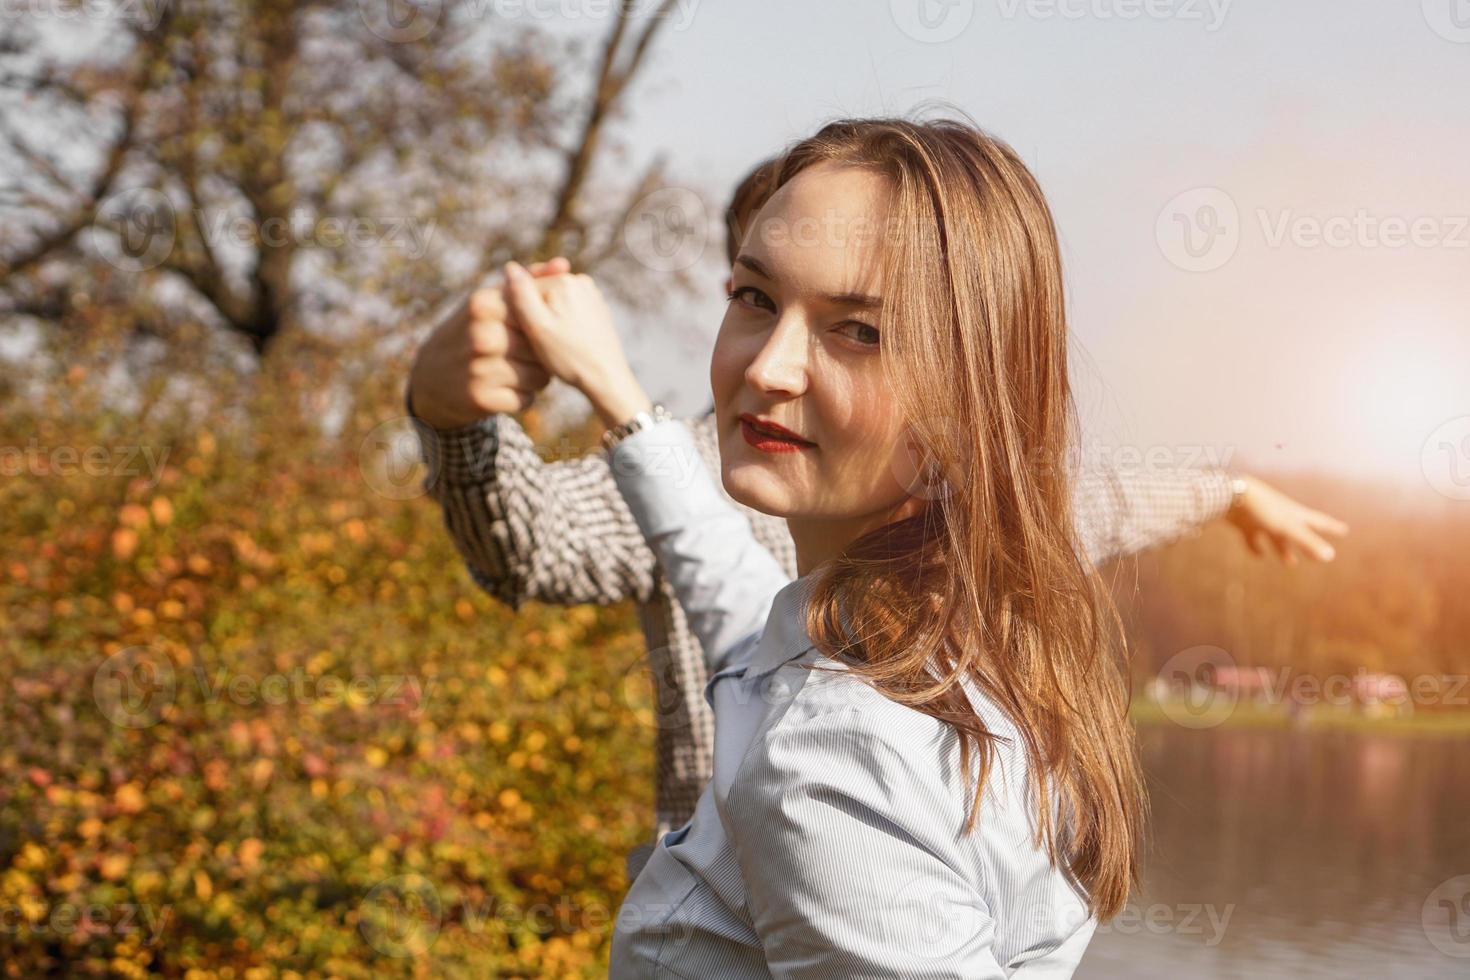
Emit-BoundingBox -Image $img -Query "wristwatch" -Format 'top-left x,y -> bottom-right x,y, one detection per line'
1229,475 -> 1250,509
601,402 -> 673,452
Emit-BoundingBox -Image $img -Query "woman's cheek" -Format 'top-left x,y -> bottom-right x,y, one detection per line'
709,319 -> 747,404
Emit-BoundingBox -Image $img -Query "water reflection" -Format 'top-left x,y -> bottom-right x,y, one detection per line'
1078,727 -> 1470,978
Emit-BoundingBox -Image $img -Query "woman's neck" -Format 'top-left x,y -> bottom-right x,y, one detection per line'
787,495 -> 927,576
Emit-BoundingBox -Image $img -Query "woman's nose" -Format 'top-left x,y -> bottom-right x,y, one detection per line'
744,316 -> 809,396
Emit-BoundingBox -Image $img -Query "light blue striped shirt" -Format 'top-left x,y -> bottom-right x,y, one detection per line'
606,416 -> 1096,978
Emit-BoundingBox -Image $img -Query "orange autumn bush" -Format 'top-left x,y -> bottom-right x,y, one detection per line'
0,368 -> 658,978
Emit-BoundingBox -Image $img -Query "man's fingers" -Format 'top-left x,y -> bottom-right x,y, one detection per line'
468,318 -> 546,369
529,257 -> 571,276
468,377 -> 535,415
1308,510 -> 1350,537
503,261 -> 555,333
471,353 -> 550,392
468,315 -> 510,356
468,287 -> 506,323
1294,526 -> 1337,562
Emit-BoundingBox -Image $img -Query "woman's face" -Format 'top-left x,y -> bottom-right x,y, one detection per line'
711,161 -> 926,550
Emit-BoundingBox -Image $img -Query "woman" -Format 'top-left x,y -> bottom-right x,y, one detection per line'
500,115 -> 1141,976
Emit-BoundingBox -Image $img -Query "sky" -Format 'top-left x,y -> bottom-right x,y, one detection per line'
573,0 -> 1470,500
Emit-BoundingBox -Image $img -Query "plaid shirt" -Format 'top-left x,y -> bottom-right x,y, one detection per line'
414,405 -> 1233,840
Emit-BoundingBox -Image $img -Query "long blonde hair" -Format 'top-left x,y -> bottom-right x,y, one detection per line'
762,116 -> 1144,920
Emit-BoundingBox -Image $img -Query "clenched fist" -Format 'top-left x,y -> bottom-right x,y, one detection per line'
407,258 -> 569,431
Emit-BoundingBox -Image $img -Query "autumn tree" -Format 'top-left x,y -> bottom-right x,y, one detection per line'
0,0 -> 704,397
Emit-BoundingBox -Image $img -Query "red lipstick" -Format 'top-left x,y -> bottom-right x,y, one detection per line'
739,413 -> 815,454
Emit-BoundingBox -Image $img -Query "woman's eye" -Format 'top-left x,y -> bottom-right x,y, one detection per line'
836,320 -> 881,348
726,286 -> 774,312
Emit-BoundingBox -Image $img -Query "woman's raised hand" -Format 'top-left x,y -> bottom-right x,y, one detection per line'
500,261 -> 652,428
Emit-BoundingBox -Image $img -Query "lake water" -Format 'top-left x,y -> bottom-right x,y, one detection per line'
1078,726 -> 1470,978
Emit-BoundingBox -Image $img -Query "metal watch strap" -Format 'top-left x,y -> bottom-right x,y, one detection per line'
601,402 -> 672,452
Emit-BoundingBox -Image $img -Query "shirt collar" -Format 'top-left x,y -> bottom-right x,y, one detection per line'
745,573 -> 821,680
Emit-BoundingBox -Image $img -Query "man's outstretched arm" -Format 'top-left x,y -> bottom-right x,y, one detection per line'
1073,462 -> 1234,566
1074,460 -> 1347,567
411,396 -> 662,611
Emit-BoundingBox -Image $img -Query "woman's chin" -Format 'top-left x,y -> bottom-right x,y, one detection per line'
720,461 -> 795,518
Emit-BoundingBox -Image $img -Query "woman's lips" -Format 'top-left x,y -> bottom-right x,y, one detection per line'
740,418 -> 815,454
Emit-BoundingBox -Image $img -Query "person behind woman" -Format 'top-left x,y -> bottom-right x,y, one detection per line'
493,115 -> 1209,973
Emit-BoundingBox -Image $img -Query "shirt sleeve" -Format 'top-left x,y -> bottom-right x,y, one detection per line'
725,711 -> 1010,979
1071,460 -> 1233,566
607,415 -> 792,677
407,385 -> 659,609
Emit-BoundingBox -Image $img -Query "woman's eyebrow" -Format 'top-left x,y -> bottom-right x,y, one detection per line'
735,254 -> 883,310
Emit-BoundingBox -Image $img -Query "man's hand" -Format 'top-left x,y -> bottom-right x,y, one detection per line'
407,258 -> 569,431
1226,475 -> 1349,565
